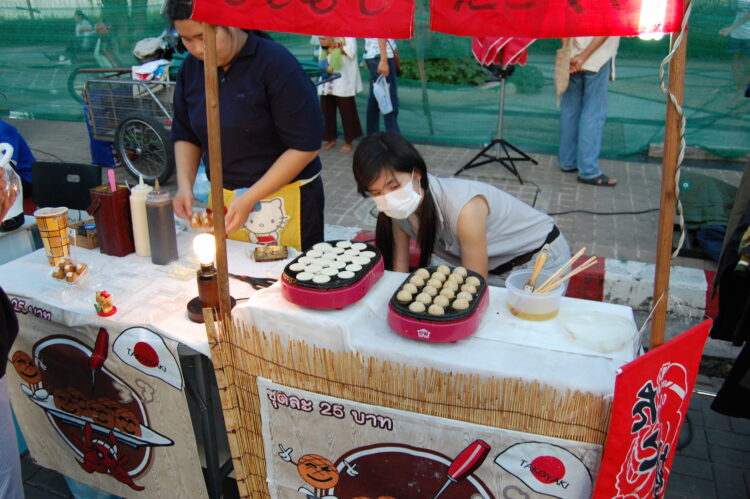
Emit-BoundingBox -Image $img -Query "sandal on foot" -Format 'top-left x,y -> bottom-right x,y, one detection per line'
560,168 -> 578,173
577,174 -> 616,186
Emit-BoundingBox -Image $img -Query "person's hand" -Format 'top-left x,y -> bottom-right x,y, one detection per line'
377,58 -> 389,77
719,27 -> 732,36
569,55 -> 584,73
225,193 -> 254,235
173,185 -> 194,220
0,174 -> 18,221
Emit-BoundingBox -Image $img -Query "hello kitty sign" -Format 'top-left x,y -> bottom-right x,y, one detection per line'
244,198 -> 289,246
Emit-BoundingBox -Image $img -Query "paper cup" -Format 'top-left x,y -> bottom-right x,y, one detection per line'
34,207 -> 70,266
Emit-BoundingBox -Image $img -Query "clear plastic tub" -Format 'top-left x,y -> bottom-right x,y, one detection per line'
505,268 -> 567,321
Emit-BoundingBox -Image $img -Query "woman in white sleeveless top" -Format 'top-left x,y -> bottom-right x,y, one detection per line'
352,131 -> 570,280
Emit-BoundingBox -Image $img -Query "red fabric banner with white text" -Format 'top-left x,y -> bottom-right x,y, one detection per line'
592,320 -> 710,498
192,0 -> 415,39
431,0 -> 685,38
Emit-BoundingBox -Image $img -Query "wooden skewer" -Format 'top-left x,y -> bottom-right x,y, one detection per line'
524,244 -> 550,292
535,256 -> 598,294
535,247 -> 586,293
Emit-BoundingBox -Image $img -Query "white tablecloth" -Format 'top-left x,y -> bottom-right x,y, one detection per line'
235,272 -> 640,397
0,232 -> 293,357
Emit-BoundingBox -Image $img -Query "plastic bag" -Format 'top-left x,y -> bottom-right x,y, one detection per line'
193,163 -> 210,203
373,75 -> 393,114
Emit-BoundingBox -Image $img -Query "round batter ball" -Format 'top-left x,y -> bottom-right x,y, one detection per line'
456,291 -> 473,302
409,301 -> 426,313
402,283 -> 418,295
298,256 -> 313,265
296,272 -> 314,281
345,263 -> 362,272
313,274 -> 331,284
336,240 -> 352,248
423,285 -> 438,297
352,242 -> 367,251
409,275 -> 425,287
305,264 -> 323,274
396,290 -> 412,303
337,270 -> 355,279
452,298 -> 470,310
454,266 -> 468,277
313,242 -> 332,251
430,272 -> 446,283
426,278 -> 442,289
443,280 -> 459,292
466,276 -> 481,287
415,292 -> 432,304
448,273 -> 463,285
289,263 -> 306,272
439,288 -> 455,299
433,295 -> 450,307
321,267 -> 339,276
307,249 -> 323,258
437,264 -> 451,275
428,304 -> 445,316
415,268 -> 430,280
461,284 -> 477,294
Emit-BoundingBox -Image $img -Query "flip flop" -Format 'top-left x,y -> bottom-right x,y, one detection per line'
560,168 -> 578,173
578,174 -> 617,186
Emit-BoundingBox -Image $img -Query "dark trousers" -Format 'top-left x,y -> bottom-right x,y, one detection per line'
299,176 -> 325,251
365,58 -> 399,135
320,95 -> 363,144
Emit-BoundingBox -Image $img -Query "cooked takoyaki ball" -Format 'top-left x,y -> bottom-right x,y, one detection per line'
426,278 -> 442,289
433,295 -> 450,307
439,288 -> 456,299
448,273 -> 463,285
402,283 -> 418,295
409,301 -> 426,313
437,264 -> 451,276
415,268 -> 431,280
465,276 -> 481,287
397,290 -> 412,303
454,266 -> 468,278
428,304 -> 445,316
456,291 -> 473,302
423,285 -> 438,297
461,283 -> 477,295
409,275 -> 425,287
452,298 -> 470,310
442,280 -> 459,292
415,292 -> 432,304
430,272 -> 446,283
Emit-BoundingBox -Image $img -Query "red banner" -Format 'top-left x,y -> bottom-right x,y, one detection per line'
431,0 -> 685,38
193,0 -> 414,39
593,320 -> 710,499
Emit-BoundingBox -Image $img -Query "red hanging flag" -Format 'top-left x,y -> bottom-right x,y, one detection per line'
592,320 -> 710,499
431,0 -> 685,38
472,36 -> 535,67
192,0 -> 415,39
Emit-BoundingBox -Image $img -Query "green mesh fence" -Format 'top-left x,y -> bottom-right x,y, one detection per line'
1,0 -> 748,159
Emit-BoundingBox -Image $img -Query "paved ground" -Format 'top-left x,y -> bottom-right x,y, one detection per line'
8,117 -> 749,498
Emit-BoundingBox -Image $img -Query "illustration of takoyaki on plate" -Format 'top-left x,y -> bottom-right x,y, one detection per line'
21,385 -> 172,448
281,240 -> 384,310
387,265 -> 489,343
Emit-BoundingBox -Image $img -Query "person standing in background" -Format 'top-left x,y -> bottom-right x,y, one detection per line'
0,172 -> 23,499
720,0 -> 750,111
363,38 -> 399,135
318,37 -> 363,153
558,36 -> 619,187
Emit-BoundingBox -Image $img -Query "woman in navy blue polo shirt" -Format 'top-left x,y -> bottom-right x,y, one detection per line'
169,1 -> 325,250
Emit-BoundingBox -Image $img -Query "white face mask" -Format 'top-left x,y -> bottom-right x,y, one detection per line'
372,172 -> 423,219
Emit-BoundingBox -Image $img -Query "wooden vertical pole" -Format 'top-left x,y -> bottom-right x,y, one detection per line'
203,23 -> 232,321
651,26 -> 689,349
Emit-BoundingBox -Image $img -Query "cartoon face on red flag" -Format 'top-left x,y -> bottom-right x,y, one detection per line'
593,320 -> 711,499
192,0 -> 414,39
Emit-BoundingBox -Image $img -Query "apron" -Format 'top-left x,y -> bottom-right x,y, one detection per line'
208,173 -> 319,251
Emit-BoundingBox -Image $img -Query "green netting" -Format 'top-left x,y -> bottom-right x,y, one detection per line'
1,0 -> 748,159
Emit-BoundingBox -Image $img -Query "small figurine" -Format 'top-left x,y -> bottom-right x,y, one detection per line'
95,290 -> 116,317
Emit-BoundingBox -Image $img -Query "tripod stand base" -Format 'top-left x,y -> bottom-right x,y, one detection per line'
455,139 -> 537,184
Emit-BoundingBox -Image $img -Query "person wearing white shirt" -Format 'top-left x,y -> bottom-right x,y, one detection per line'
363,38 -> 400,134
318,37 -> 363,153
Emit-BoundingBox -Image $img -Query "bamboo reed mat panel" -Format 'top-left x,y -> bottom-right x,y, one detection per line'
204,312 -> 612,498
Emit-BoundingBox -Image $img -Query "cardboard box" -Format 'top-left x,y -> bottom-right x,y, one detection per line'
70,220 -> 98,250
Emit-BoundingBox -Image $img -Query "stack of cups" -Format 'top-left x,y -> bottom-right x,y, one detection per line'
34,207 -> 70,266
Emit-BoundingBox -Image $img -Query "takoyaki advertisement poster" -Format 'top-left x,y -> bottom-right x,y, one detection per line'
5,312 -> 206,498
258,378 -> 603,499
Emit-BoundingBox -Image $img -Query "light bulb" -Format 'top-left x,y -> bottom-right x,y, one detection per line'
193,233 -> 216,266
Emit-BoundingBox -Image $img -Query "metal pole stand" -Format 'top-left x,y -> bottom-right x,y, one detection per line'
455,64 -> 537,184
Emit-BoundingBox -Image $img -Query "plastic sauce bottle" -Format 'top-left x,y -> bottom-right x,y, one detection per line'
145,180 -> 178,265
129,176 -> 153,256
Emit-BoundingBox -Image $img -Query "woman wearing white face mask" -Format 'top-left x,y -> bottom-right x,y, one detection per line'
352,131 -> 571,280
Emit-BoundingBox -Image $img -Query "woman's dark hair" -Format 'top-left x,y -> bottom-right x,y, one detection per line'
166,0 -> 272,40
352,131 -> 437,270
74,9 -> 89,21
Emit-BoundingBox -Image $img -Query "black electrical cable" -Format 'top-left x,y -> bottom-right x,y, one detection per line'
548,208 -> 660,216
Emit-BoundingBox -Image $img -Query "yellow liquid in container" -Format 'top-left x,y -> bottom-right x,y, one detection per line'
508,306 -> 559,321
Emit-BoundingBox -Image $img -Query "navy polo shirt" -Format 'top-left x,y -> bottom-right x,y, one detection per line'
171,33 -> 323,190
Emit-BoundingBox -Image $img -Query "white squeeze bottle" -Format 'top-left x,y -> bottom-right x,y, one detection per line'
129,176 -> 153,256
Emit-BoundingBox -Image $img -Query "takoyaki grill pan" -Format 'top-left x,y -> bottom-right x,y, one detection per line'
281,240 -> 384,310
388,266 -> 489,342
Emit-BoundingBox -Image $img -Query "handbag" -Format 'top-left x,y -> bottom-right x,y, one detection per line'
387,40 -> 401,76
554,38 -> 574,106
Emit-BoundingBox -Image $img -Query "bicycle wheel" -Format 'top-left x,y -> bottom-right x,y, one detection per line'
67,64 -> 97,103
115,114 -> 175,185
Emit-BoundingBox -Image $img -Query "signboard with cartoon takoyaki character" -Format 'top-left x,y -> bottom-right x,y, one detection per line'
258,378 -> 604,499
5,311 -> 206,499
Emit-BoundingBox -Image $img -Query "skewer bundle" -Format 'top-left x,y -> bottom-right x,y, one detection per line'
532,247 -> 598,294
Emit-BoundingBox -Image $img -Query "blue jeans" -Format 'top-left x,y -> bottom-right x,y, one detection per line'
365,58 -> 399,135
558,60 -> 611,180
